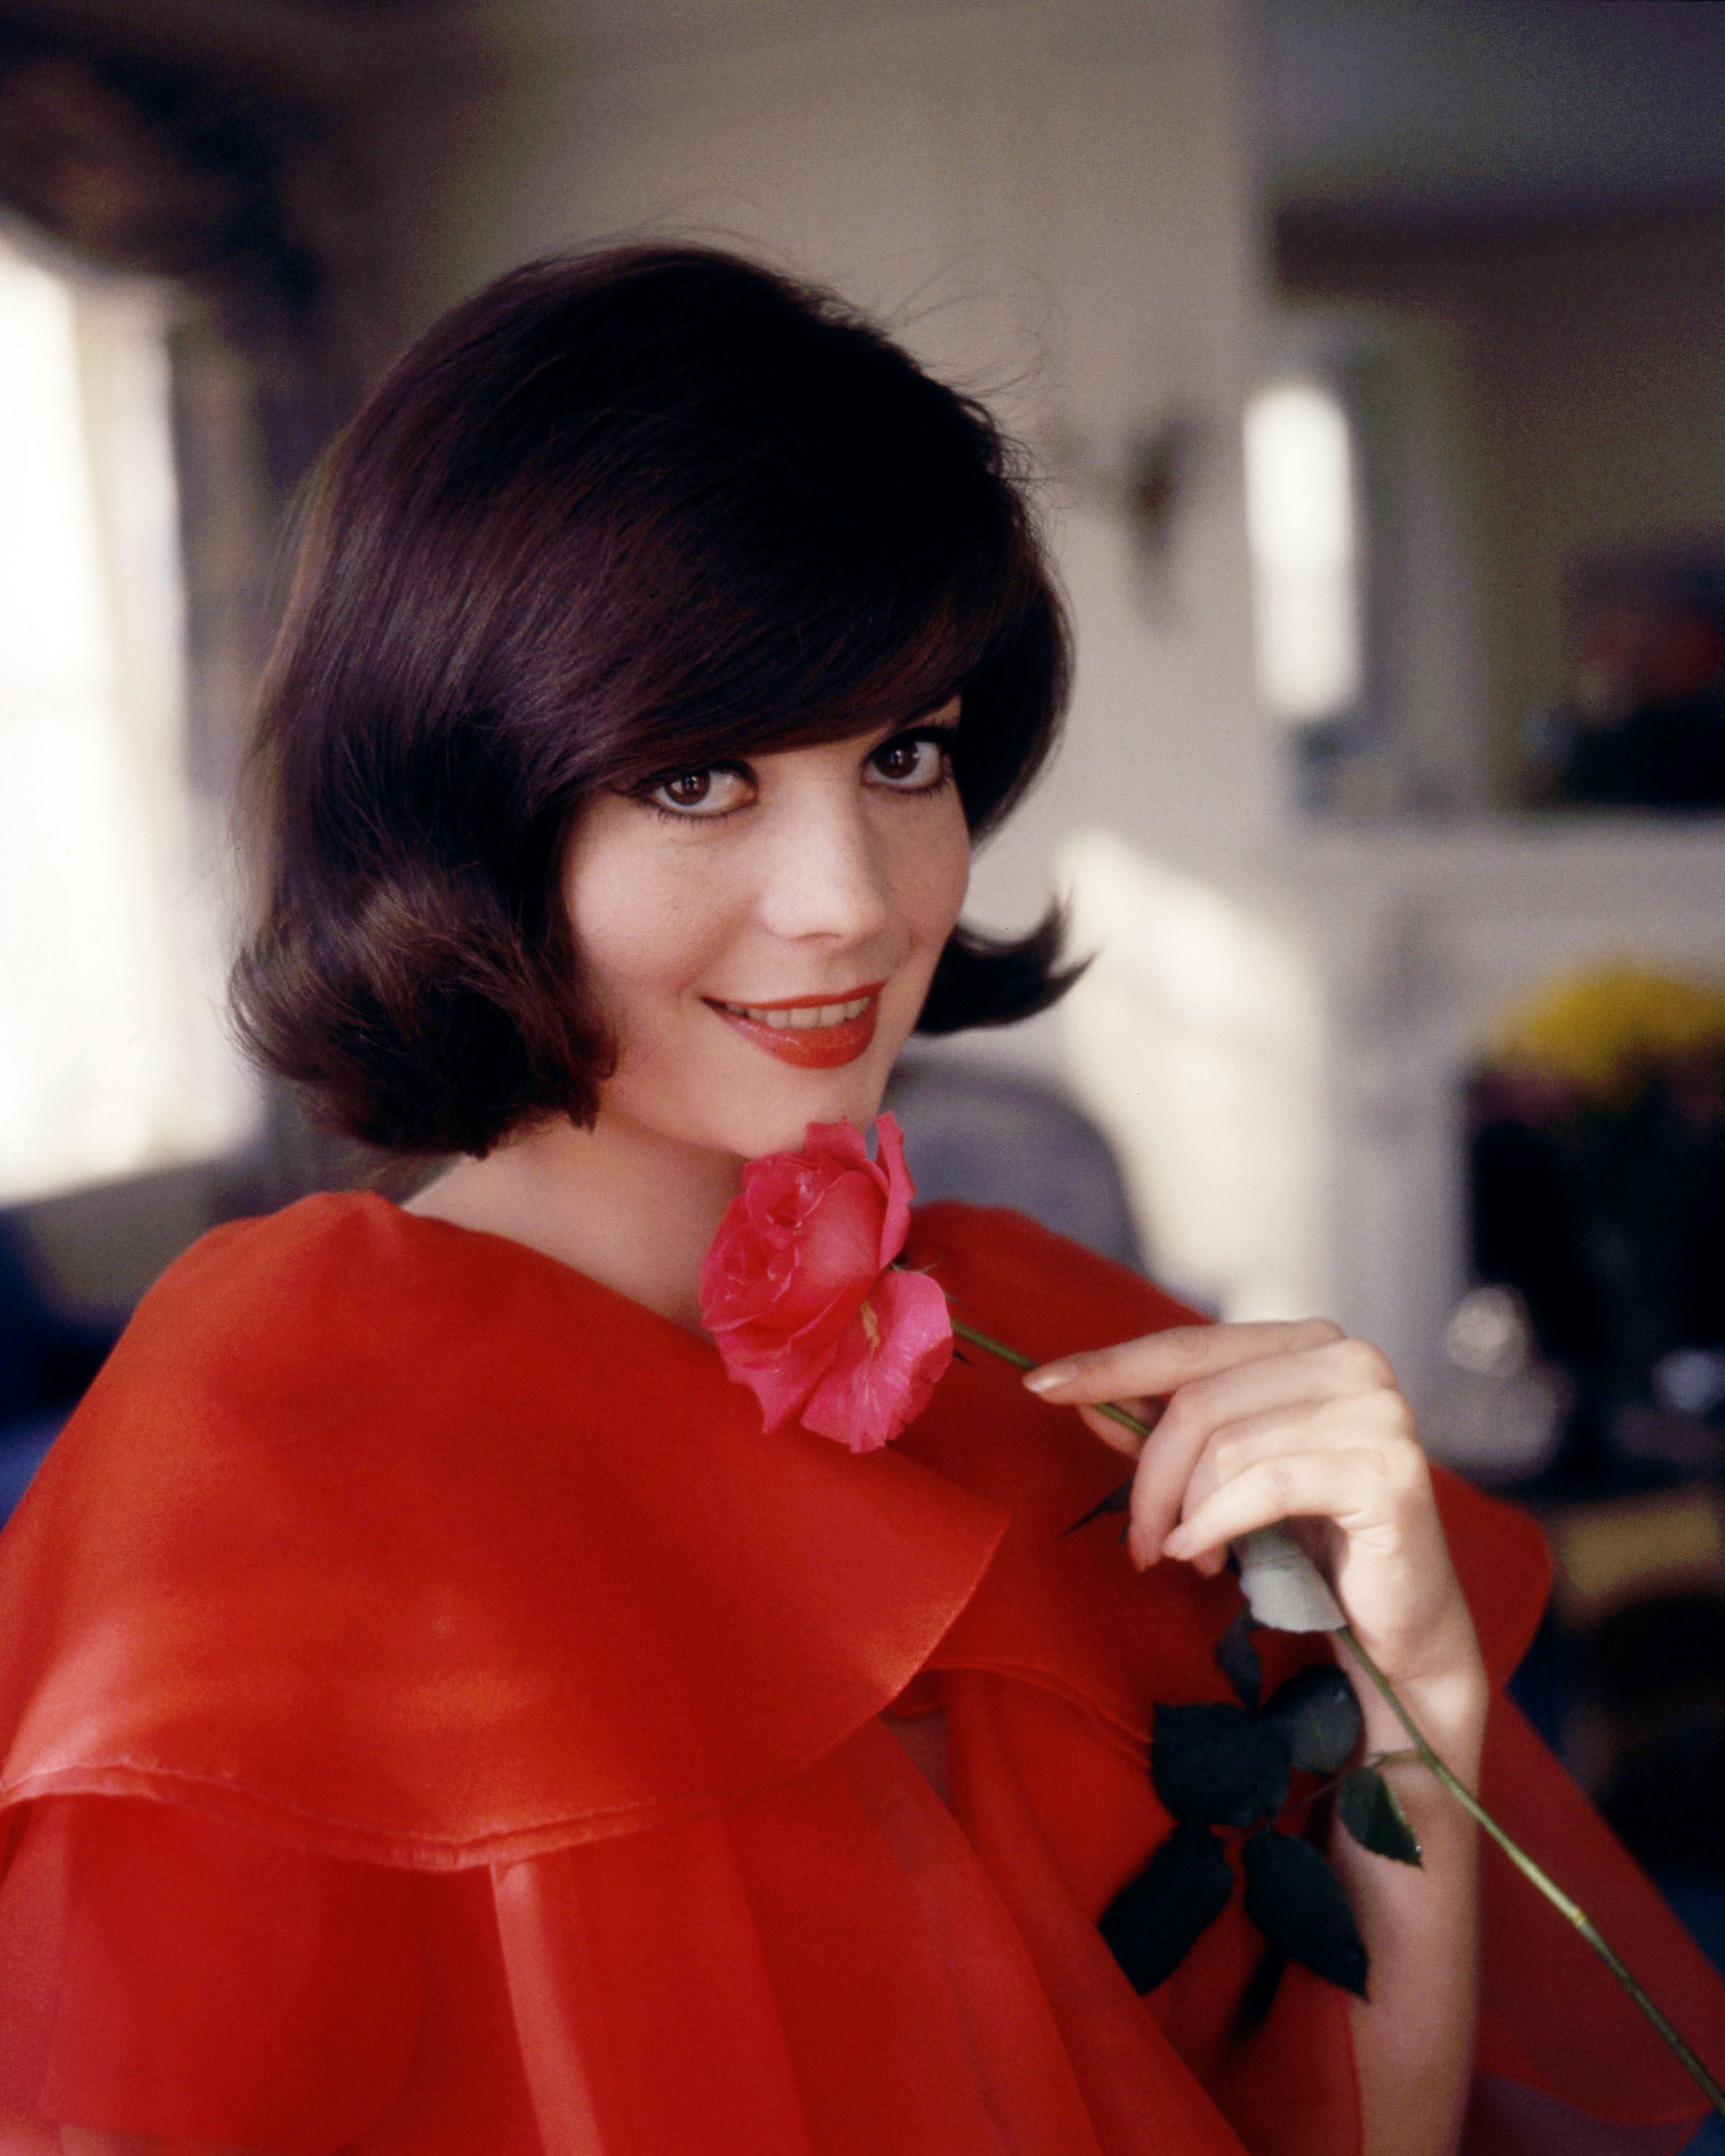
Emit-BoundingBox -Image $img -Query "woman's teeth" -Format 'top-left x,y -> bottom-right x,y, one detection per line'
719,996 -> 873,1031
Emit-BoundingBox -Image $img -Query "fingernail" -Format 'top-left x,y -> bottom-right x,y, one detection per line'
1024,1363 -> 1076,1396
1163,1525 -> 1193,1559
1126,1524 -> 1154,1570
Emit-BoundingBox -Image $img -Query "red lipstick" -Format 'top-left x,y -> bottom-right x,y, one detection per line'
703,982 -> 886,1070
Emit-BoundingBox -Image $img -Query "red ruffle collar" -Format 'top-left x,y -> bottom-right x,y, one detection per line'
0,1194 -> 1549,1871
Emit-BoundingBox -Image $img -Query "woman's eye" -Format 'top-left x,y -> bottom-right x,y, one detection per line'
868,731 -> 954,791
645,766 -> 750,818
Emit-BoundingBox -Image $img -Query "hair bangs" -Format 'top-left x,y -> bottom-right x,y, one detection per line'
575,451 -> 1042,819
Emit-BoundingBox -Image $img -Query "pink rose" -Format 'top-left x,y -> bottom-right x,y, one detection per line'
699,1113 -> 954,1452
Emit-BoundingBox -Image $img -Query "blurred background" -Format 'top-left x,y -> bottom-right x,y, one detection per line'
2,0 -> 1725,2109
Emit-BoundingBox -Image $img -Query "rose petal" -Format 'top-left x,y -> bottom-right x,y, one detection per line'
700,1155 -> 863,1334
799,1266 -> 954,1452
803,1119 -> 875,1177
781,1171 -> 895,1334
713,1327 -> 845,1434
872,1111 -> 914,1266
699,1224 -> 795,1331
700,1117 -> 942,1448
704,1155 -> 833,1304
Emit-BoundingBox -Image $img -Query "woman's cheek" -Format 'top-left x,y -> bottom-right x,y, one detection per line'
566,844 -> 722,1064
909,793 -> 971,949
881,807 -> 967,1051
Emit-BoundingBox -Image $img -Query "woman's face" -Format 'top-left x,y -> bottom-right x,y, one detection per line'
563,699 -> 970,1162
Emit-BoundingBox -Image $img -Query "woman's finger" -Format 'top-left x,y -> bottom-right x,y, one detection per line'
1070,1337 -> 1380,1475
1169,1338 -> 1399,1430
1023,1319 -> 1345,1412
1174,1391 -> 1417,1524
1162,1442 -> 1425,1566
1116,1338 -> 1403,1548
1072,1399 -> 1163,1459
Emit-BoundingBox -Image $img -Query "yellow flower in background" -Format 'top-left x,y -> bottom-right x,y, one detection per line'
1486,961 -> 1725,1098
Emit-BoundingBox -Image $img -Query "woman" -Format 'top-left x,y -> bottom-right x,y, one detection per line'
0,244 -> 1719,2156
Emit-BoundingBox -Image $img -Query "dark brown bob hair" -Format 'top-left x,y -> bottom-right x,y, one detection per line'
232,242 -> 1079,1157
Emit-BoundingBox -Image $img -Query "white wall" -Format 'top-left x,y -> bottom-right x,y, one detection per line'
380,0 -> 1276,1084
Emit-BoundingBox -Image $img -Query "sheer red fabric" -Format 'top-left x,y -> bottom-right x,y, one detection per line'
0,1193 -> 1719,2152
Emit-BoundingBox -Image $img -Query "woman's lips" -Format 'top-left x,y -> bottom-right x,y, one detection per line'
704,985 -> 883,1070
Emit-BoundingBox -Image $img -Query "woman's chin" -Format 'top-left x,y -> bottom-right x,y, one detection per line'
606,1015 -> 912,1161
721,1065 -> 893,1158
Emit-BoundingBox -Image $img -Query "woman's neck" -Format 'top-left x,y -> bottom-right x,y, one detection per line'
405,1111 -> 742,1334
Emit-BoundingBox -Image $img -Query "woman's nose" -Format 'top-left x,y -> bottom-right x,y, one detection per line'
753,791 -> 892,946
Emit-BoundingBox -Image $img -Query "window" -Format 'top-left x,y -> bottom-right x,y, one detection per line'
0,229 -> 256,1206
1243,379 -> 1363,727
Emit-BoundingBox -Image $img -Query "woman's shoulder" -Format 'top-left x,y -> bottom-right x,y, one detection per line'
53,1189 -> 635,1477
116,1187 -> 543,1366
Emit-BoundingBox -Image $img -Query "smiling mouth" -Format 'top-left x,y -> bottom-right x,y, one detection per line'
702,983 -> 886,1069
711,993 -> 875,1032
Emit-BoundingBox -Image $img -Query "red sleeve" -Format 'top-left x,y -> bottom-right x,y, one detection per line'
1429,1471 -> 1725,2152
1465,1689 -> 1725,2152
0,1795 -> 423,2153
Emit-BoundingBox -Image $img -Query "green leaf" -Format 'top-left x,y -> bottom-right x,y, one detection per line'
1152,1702 -> 1290,1827
1338,1765 -> 1424,1866
1215,1607 -> 1263,1710
1099,1821 -> 1233,1994
1241,1829 -> 1370,1999
1264,1664 -> 1363,1777
1228,1943 -> 1287,2045
1061,1475 -> 1133,1537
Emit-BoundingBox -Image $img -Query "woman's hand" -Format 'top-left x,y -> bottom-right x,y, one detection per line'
1022,1317 -> 1484,1712
1026,1318 -> 1490,2156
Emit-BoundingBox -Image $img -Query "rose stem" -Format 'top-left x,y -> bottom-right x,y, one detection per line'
1336,1622 -> 1725,2117
947,1319 -> 1151,1445
1269,1749 -> 1424,1834
952,1310 -> 1725,2118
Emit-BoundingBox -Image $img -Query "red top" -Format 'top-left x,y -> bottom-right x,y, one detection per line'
0,1192 -> 1719,2153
